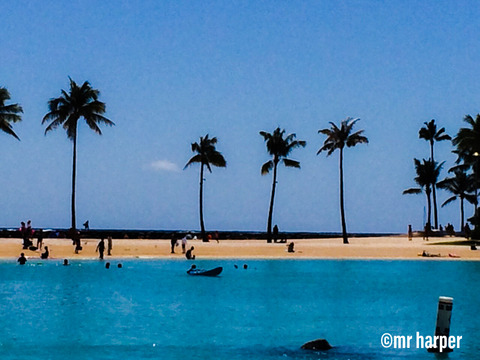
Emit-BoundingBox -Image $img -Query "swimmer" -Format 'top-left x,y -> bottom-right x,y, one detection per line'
17,253 -> 27,265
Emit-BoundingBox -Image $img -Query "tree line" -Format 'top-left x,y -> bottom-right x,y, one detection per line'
403,118 -> 480,238
2,80 -> 371,244
4,79 -> 480,242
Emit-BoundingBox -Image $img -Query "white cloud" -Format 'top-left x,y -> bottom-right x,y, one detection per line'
150,160 -> 181,172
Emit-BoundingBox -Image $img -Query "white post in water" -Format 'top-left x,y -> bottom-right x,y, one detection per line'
428,296 -> 454,353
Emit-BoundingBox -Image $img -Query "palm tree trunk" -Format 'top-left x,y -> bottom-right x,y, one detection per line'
460,197 -> 464,232
267,160 -> 278,243
199,163 -> 207,242
426,188 -> 432,228
430,142 -> 438,229
71,130 -> 77,236
339,148 -> 348,244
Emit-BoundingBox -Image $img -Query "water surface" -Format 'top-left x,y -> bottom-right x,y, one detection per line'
0,259 -> 478,359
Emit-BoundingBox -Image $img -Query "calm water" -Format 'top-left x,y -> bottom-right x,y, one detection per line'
0,259 -> 479,359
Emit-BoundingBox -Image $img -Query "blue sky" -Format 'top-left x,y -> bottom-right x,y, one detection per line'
2,0 -> 480,233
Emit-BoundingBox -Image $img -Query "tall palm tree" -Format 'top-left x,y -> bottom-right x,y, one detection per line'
184,134 -> 226,242
419,119 -> 451,229
437,169 -> 476,231
260,128 -> 306,243
42,78 -> 114,242
318,118 -> 368,244
0,87 -> 23,140
403,159 -> 443,228
452,114 -> 480,214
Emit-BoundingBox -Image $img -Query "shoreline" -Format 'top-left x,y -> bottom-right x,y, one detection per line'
2,236 -> 479,261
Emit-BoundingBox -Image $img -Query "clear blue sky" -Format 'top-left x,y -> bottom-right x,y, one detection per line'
2,0 -> 480,233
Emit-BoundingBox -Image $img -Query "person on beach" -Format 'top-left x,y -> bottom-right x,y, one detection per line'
407,225 -> 413,241
27,220 -> 33,238
287,242 -> 295,253
214,231 -> 219,243
17,253 -> 27,265
107,236 -> 113,256
20,221 -> 32,249
181,235 -> 187,253
96,239 -> 105,259
73,229 -> 82,254
273,225 -> 279,242
20,221 -> 26,235
423,222 -> 431,241
41,246 -> 49,259
170,235 -> 177,254
36,229 -> 44,250
465,223 -> 471,239
186,246 -> 196,260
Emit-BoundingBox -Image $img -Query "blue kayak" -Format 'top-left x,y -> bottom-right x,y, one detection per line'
187,266 -> 223,277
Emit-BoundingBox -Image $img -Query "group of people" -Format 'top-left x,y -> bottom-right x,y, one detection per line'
170,234 -> 196,259
96,237 -> 113,259
20,220 -> 44,249
17,246 -> 50,264
410,223 -> 472,241
105,262 -> 122,269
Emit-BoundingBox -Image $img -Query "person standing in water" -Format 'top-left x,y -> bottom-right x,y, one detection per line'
18,253 -> 27,265
96,238 -> 105,259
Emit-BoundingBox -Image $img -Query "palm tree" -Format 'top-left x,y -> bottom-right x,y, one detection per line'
403,159 -> 443,228
452,114 -> 480,214
437,169 -> 476,231
0,87 -> 23,140
419,119 -> 451,229
42,78 -> 114,243
318,118 -> 368,244
184,134 -> 226,242
260,128 -> 306,243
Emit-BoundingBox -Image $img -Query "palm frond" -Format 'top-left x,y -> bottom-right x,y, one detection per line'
283,158 -> 300,168
441,196 -> 457,207
465,194 -> 477,205
208,152 -> 227,168
403,188 -> 422,195
0,122 -> 20,140
261,160 -> 273,175
184,154 -> 203,169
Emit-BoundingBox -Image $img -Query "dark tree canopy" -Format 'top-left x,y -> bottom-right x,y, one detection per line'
260,127 -> 306,175
0,87 -> 23,140
42,78 -> 114,138
184,134 -> 226,171
318,117 -> 368,156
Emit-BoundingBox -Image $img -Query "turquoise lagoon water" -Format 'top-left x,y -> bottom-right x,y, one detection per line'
1,259 -> 479,359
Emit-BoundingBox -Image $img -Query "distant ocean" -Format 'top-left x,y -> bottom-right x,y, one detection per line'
0,227 -> 400,239
0,259 -> 477,359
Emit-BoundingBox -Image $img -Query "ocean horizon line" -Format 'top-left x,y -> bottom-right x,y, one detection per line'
0,227 -> 401,239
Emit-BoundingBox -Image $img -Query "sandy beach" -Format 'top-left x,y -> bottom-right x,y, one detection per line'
2,235 -> 480,260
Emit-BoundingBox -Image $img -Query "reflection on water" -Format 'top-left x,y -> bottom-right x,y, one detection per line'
0,259 -> 478,359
